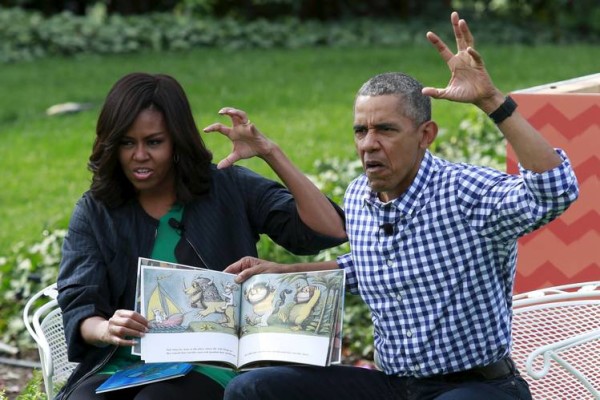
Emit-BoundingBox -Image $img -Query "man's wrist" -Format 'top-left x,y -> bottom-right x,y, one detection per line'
488,96 -> 518,125
259,141 -> 282,163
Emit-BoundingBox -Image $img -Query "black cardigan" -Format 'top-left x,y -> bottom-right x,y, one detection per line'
56,164 -> 345,399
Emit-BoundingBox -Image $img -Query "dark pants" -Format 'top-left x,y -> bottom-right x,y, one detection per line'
224,365 -> 532,400
67,371 -> 223,400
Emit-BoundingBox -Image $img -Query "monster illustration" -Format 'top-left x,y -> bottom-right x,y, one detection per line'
243,281 -> 284,327
184,276 -> 235,329
277,284 -> 321,331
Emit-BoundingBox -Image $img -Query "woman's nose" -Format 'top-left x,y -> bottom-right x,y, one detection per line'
132,144 -> 149,160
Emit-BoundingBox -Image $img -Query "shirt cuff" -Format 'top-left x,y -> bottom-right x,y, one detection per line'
336,253 -> 358,294
518,148 -> 578,199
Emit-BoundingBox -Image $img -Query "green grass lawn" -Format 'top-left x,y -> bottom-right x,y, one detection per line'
1,44 -> 599,255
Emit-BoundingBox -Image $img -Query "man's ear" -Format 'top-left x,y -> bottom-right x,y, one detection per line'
419,120 -> 438,149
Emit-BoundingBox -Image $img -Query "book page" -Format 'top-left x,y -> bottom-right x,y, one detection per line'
139,264 -> 241,364
132,258 -> 206,356
238,269 -> 345,368
327,286 -> 345,364
238,332 -> 330,368
142,332 -> 239,365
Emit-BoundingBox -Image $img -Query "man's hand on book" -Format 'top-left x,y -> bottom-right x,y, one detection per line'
225,257 -> 340,283
224,256 -> 287,283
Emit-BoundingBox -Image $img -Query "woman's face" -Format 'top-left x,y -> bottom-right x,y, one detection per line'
118,108 -> 176,200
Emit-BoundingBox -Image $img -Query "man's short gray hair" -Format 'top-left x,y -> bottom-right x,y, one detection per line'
356,72 -> 431,126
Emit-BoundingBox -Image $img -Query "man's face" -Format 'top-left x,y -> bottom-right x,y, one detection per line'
353,95 -> 436,202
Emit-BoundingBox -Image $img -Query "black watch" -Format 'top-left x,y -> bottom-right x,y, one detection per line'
488,96 -> 517,124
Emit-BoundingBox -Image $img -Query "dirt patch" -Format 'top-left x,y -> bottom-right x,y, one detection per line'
0,350 -> 41,399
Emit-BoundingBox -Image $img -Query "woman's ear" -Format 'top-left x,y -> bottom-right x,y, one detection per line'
419,120 -> 438,149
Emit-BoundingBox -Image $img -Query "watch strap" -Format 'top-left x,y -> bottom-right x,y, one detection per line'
488,96 -> 517,124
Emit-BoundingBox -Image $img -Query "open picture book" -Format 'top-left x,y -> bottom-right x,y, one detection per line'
134,257 -> 345,370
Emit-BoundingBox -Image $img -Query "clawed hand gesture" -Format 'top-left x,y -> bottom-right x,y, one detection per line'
422,11 -> 501,109
203,107 -> 275,169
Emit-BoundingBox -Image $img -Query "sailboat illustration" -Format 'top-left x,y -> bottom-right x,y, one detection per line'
147,275 -> 185,329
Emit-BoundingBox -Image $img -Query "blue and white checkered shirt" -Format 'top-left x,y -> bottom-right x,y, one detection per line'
337,149 -> 578,377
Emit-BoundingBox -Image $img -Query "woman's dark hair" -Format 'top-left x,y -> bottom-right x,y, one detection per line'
88,73 -> 212,207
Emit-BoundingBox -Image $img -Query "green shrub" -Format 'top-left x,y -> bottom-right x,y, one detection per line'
0,4 -> 597,64
432,106 -> 505,171
14,369 -> 45,400
0,229 -> 65,346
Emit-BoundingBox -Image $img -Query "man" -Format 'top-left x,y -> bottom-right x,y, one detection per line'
223,11 -> 578,400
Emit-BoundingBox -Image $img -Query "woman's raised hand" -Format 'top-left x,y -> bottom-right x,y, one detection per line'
203,107 -> 275,169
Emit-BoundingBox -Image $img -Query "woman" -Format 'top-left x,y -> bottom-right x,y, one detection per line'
56,72 -> 346,399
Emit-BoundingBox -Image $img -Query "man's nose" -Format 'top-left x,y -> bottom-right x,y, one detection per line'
359,131 -> 380,151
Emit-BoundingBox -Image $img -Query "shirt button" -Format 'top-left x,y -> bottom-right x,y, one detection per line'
406,330 -> 413,337
414,364 -> 420,371
396,293 -> 402,301
386,259 -> 393,267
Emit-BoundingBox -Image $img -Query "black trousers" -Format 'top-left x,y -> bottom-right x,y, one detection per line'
224,364 -> 532,400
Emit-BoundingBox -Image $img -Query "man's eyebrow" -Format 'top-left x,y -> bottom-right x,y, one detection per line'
353,123 -> 398,131
374,123 -> 397,130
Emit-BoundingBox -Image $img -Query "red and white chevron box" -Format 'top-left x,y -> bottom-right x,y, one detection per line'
508,73 -> 600,293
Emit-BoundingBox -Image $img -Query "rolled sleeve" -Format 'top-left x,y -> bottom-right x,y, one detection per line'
337,252 -> 359,294
519,149 -> 579,202
472,149 -> 579,240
